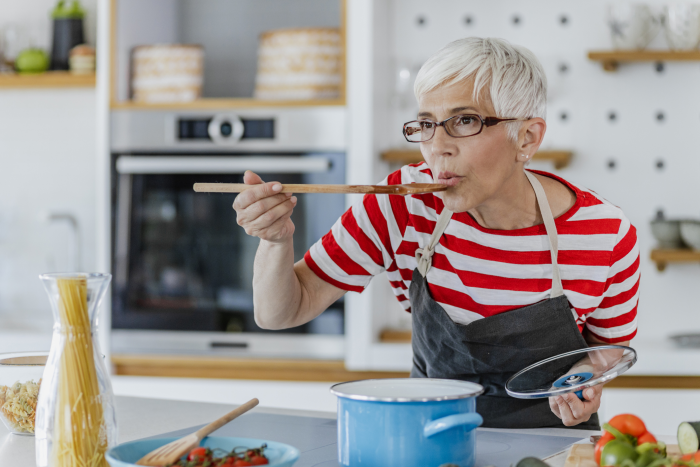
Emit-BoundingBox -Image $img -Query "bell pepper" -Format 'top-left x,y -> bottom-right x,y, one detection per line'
600,440 -> 639,467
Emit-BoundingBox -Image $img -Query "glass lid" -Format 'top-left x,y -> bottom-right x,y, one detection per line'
505,345 -> 637,399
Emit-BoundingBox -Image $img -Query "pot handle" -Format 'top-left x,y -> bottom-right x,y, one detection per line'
424,412 -> 483,438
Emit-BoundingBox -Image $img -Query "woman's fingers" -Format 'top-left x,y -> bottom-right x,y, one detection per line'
554,395 -> 578,426
234,181 -> 283,211
253,209 -> 296,240
231,171 -> 298,242
237,193 -> 292,224
243,170 -> 264,185
550,387 -> 602,426
549,396 -> 561,419
246,197 -> 297,234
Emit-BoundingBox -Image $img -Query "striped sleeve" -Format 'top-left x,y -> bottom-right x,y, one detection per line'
304,170 -> 409,292
583,218 -> 640,343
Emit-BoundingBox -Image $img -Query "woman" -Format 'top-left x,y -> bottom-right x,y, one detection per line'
233,38 -> 640,429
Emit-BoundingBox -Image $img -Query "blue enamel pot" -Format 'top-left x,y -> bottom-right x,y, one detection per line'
330,378 -> 484,467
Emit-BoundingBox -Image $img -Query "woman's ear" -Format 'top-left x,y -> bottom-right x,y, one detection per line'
518,118 -> 547,157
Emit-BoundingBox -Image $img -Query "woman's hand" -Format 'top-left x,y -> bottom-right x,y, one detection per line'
233,171 -> 297,243
549,385 -> 602,426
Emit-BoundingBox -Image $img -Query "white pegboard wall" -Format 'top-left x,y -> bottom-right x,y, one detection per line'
370,0 -> 700,341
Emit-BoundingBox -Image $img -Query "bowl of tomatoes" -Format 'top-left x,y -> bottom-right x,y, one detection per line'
106,436 -> 299,467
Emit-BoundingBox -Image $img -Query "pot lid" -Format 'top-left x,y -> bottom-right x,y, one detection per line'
505,345 -> 637,399
330,378 -> 484,402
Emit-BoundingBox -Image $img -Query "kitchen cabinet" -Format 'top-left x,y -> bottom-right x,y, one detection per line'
109,0 -> 345,108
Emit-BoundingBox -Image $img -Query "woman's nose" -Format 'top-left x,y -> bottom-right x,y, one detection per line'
429,125 -> 455,157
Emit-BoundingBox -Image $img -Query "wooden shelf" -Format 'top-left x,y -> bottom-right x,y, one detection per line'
381,149 -> 573,169
110,97 -> 346,110
650,248 -> 700,272
588,50 -> 700,72
0,71 -> 96,88
112,354 -> 408,382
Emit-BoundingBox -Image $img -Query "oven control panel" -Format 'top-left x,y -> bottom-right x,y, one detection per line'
177,114 -> 275,143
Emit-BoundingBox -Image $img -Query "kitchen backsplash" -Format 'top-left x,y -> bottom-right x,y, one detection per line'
371,0 -> 700,340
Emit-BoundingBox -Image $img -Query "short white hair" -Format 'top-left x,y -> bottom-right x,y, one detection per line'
414,37 -> 547,141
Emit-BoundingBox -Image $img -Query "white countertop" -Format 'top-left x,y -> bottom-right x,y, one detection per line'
0,396 -> 603,467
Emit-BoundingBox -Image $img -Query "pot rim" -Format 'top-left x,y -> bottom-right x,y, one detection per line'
330,378 -> 484,402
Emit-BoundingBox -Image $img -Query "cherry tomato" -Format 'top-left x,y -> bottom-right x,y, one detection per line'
232,460 -> 253,467
596,431 -> 616,464
608,414 -> 648,438
249,454 -> 269,465
188,447 -> 208,461
637,432 -> 657,445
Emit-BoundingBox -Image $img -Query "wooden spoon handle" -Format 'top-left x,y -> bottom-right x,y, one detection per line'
194,398 -> 259,440
193,183 -> 389,194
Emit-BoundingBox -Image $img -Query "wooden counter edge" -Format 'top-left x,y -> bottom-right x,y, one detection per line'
112,354 -> 700,388
112,354 -> 409,382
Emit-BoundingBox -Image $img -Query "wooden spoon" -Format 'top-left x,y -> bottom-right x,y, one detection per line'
135,398 -> 259,466
193,183 -> 447,195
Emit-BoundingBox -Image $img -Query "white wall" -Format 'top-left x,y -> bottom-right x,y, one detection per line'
0,0 -> 98,329
368,0 -> 700,345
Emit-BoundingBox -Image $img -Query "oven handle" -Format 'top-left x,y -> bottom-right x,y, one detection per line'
115,156 -> 332,174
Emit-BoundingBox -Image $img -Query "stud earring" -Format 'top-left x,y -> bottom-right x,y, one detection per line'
521,154 -> 529,159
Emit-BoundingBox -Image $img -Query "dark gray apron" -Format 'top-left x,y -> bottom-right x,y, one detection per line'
410,171 -> 600,430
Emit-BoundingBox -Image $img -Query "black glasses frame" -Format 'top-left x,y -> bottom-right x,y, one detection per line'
402,114 -> 527,143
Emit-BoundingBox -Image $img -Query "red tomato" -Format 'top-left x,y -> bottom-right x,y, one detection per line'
187,447 -> 208,461
681,452 -> 700,463
232,460 -> 253,467
595,431 -> 616,464
249,454 -> 268,465
608,414 -> 648,438
637,432 -> 657,445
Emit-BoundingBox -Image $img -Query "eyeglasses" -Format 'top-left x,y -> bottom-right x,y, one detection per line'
402,114 -> 527,143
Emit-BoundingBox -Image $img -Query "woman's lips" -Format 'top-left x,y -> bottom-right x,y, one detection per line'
436,171 -> 464,187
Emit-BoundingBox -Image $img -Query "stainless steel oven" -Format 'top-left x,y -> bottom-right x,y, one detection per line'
110,107 -> 347,359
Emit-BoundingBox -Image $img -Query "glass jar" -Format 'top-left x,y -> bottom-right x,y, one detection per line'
35,273 -> 117,467
0,352 -> 48,435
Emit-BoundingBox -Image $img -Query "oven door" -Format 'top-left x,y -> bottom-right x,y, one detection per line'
111,152 -> 346,357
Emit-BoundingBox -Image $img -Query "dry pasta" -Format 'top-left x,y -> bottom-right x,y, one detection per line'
0,379 -> 41,433
52,277 -> 108,467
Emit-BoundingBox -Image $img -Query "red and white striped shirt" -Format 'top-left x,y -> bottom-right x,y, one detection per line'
305,164 -> 640,343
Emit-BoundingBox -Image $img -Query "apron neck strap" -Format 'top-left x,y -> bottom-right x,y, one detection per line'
524,171 -> 564,298
416,207 -> 453,277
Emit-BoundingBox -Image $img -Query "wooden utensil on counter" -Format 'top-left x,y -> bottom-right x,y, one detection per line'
193,183 -> 447,195
135,398 -> 259,466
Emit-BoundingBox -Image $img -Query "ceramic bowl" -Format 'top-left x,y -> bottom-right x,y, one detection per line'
608,3 -> 660,50
663,4 -> 700,50
650,219 -> 683,249
0,351 -> 48,435
106,436 -> 300,467
680,220 -> 700,250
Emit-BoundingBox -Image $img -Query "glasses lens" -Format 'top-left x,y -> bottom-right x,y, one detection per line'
404,121 -> 433,142
447,115 -> 482,137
